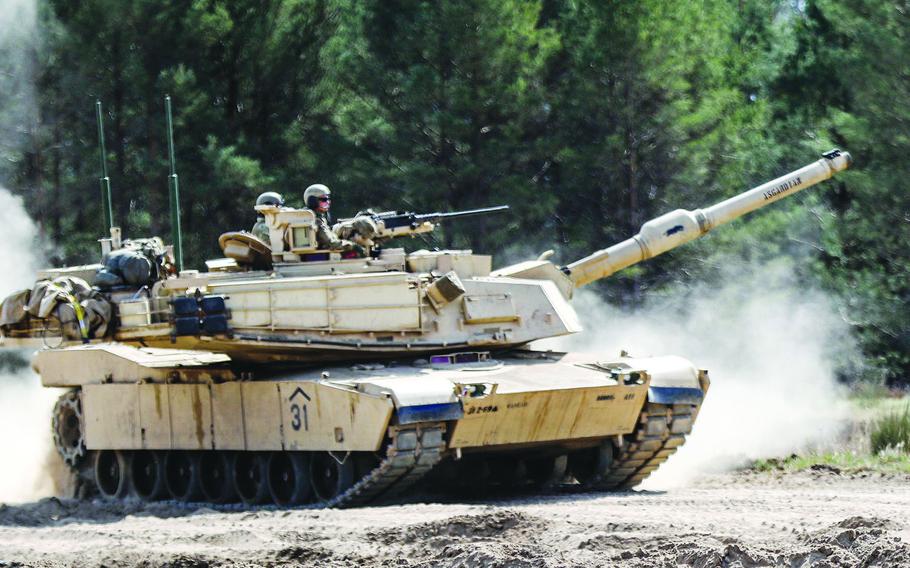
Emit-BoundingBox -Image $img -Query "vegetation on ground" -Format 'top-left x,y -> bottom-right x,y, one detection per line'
871,404 -> 910,455
752,397 -> 910,474
752,451 -> 910,475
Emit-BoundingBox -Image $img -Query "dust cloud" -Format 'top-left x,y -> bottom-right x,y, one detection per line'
536,259 -> 856,488
0,189 -> 61,504
0,0 -> 58,505
0,0 -> 38,166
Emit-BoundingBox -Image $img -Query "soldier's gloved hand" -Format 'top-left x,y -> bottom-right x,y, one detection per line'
334,222 -> 355,240
350,216 -> 378,240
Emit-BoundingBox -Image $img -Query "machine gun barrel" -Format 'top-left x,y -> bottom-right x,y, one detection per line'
412,204 -> 510,225
564,149 -> 853,288
376,205 -> 509,230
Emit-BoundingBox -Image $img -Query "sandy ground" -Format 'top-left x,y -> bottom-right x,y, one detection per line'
0,469 -> 908,567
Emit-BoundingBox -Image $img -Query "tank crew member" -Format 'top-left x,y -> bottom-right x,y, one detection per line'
251,191 -> 284,243
303,184 -> 362,253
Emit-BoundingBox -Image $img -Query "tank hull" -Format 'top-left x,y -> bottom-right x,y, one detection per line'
38,345 -> 707,506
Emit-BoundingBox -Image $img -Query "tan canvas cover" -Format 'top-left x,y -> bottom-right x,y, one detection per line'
0,288 -> 30,327
24,277 -> 112,339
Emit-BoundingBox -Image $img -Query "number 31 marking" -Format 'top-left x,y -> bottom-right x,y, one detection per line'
290,403 -> 309,431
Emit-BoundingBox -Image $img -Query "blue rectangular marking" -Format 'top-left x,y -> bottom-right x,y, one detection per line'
647,386 -> 705,405
397,402 -> 463,424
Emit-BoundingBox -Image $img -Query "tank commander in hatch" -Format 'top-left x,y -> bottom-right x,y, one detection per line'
251,191 -> 284,243
303,184 -> 376,256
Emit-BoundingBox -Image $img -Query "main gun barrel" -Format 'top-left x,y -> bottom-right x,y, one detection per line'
565,149 -> 853,288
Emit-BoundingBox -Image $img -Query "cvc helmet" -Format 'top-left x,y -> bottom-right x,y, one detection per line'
255,191 -> 284,207
304,184 -> 331,210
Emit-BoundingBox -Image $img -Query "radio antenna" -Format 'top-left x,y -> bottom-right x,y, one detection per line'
95,100 -> 114,231
165,95 -> 184,272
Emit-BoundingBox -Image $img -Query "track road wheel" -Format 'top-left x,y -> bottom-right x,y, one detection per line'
268,452 -> 312,506
131,451 -> 167,500
569,442 -> 615,488
165,452 -> 203,502
526,454 -> 568,490
200,452 -> 238,504
310,452 -> 355,503
94,450 -> 129,499
233,452 -> 272,505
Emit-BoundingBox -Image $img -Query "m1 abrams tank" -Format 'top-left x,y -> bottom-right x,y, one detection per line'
0,141 -> 852,506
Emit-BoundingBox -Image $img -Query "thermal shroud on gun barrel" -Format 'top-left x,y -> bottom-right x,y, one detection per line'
564,150 -> 853,288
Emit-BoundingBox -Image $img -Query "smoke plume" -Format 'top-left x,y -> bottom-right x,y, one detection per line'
0,0 -> 37,182
0,189 -> 61,504
536,258 -> 856,488
0,0 -> 62,504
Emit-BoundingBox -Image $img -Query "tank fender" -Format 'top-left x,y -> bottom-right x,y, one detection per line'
356,375 -> 464,424
612,354 -> 705,405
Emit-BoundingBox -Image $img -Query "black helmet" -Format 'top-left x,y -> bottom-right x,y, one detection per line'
256,191 -> 284,207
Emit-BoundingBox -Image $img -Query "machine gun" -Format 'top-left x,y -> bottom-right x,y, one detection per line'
336,205 -> 510,246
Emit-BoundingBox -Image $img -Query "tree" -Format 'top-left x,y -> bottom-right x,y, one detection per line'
25,0 -> 340,265
324,0 -> 558,252
776,0 -> 910,384
545,1 -> 785,304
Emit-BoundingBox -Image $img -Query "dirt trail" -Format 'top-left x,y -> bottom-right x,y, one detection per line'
1,470 -> 908,567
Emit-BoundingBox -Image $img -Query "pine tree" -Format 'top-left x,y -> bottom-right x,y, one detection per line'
777,0 -> 910,384
325,0 -> 558,252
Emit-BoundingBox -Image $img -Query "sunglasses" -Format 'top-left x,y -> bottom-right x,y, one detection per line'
318,197 -> 331,202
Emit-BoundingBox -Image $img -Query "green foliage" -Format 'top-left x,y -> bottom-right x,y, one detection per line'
325,0 -> 558,251
752,397 -> 910,471
871,404 -> 910,455
774,0 -> 910,385
3,0 -> 907,384
752,450 -> 910,474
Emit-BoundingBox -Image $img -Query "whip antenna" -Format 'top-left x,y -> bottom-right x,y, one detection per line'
165,95 -> 184,272
95,100 -> 114,231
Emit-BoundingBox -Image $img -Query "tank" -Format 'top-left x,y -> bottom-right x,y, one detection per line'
0,149 -> 852,506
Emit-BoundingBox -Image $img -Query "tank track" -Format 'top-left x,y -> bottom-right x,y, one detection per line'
63,402 -> 700,506
420,401 -> 700,497
328,423 -> 445,508
70,422 -> 445,508
52,389 -> 87,467
597,402 -> 697,489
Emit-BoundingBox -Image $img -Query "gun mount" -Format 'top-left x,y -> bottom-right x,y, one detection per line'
346,205 -> 511,245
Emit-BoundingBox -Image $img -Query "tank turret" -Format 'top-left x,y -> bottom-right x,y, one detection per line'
1,150 -> 852,362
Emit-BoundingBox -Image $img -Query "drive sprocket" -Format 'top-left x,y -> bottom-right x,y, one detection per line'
52,389 -> 87,468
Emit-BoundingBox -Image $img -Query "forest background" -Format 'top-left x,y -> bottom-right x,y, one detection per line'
0,0 -> 906,386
